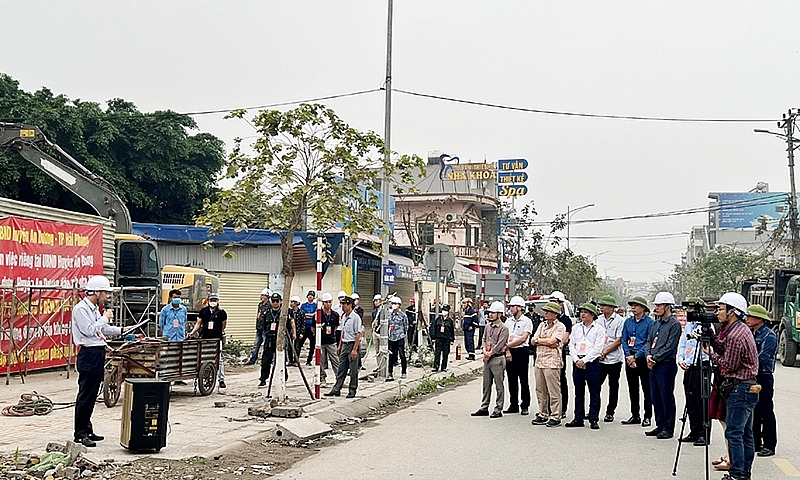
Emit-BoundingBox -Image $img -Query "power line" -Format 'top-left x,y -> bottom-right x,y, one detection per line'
569,232 -> 690,240
393,88 -> 779,123
180,88 -> 384,116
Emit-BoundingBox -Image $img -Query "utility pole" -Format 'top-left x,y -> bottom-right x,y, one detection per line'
377,0 -> 393,378
755,109 -> 800,264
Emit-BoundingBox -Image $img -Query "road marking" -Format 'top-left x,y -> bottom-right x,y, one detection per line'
774,459 -> 800,476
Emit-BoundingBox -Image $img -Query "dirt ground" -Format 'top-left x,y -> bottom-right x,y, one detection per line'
0,371 -> 478,480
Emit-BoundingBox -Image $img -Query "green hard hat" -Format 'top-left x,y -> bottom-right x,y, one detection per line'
542,301 -> 562,314
627,296 -> 649,308
597,295 -> 617,307
578,302 -> 598,316
686,296 -> 705,305
746,304 -> 770,322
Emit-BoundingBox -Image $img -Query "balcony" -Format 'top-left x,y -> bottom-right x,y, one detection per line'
452,245 -> 499,263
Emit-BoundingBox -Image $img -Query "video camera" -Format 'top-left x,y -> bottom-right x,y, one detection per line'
682,300 -> 716,325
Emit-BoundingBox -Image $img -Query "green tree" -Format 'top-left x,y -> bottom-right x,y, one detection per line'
0,74 -> 225,224
196,103 -> 424,400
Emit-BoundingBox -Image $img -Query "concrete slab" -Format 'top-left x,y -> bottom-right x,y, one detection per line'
268,416 -> 331,442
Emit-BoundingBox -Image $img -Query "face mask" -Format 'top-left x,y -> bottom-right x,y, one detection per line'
172,298 -> 181,306
209,301 -> 218,308
392,303 -> 400,310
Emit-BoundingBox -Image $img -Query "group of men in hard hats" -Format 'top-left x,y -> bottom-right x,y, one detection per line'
470,290 -> 775,480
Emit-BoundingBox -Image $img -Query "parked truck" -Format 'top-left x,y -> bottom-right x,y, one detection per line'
741,268 -> 800,366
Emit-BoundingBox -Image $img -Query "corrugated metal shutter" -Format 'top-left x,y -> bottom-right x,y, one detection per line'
356,270 -> 377,333
0,197 -> 116,278
217,272 -> 269,345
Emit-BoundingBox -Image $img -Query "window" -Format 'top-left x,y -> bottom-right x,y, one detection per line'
417,223 -> 434,246
473,227 -> 480,246
465,224 -> 471,245
118,242 -> 160,278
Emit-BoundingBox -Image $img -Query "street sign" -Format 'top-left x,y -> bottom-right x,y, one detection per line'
382,264 -> 397,285
498,184 -> 528,197
423,243 -> 456,274
497,172 -> 528,184
497,158 -> 528,171
518,265 -> 531,277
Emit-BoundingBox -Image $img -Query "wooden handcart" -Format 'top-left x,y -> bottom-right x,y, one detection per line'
102,338 -> 220,407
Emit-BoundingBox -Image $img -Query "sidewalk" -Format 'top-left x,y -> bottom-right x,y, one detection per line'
0,347 -> 483,462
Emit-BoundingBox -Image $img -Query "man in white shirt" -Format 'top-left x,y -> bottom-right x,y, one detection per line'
565,303 -> 606,430
72,275 -> 127,447
503,296 -> 533,415
597,295 -> 625,423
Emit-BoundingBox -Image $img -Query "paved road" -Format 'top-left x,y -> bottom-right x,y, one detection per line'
282,363 -> 800,480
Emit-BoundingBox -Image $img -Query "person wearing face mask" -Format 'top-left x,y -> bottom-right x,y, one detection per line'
191,292 -> 228,388
247,288 -> 272,365
386,296 -> 408,381
256,293 -> 283,388
319,293 -> 340,385
159,289 -> 187,342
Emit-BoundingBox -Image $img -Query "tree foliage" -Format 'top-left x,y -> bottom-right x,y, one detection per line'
195,103 -> 424,400
668,245 -> 785,300
0,74 -> 225,224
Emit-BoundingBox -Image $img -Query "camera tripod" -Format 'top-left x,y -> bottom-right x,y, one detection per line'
672,323 -> 713,480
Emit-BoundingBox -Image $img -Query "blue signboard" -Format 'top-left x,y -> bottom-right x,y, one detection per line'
497,172 -> 528,184
382,265 -> 397,285
718,193 -> 789,230
497,158 -> 528,171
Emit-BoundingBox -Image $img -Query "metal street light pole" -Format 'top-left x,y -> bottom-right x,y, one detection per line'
566,203 -> 595,251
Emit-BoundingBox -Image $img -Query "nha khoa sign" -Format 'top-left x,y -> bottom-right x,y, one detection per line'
438,154 -> 497,181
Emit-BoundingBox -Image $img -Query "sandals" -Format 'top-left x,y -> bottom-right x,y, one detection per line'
712,457 -> 725,466
713,459 -> 730,471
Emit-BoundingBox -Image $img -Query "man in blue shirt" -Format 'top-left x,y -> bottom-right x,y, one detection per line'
745,304 -> 778,457
300,291 -> 318,365
677,297 -> 712,446
159,289 -> 187,342
621,296 -> 655,427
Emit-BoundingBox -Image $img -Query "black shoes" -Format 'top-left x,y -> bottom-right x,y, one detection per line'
621,416 -> 641,425
346,392 -> 356,398
471,409 -> 489,417
641,417 -> 652,427
546,419 -> 561,427
603,414 -> 614,423
75,437 -> 96,448
590,420 -> 600,430
645,428 -> 662,436
324,391 -> 340,397
258,380 -> 267,388
503,406 -> 519,414
219,380 -> 226,389
531,415 -> 548,425
656,431 -> 673,439
679,435 -> 699,443
693,437 -> 709,447
565,419 -> 585,428
520,408 -> 529,416
86,433 -> 104,441
489,411 -> 502,419
757,448 -> 775,457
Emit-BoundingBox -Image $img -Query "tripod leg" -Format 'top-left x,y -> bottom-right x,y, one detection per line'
672,404 -> 689,475
288,332 -> 314,400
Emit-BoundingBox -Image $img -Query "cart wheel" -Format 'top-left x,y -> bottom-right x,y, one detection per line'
197,361 -> 217,396
103,366 -> 121,407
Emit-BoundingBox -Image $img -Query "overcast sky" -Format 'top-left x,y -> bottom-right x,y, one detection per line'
5,1 -> 800,284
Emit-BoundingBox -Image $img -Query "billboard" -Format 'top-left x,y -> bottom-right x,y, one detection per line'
0,216 -> 104,372
717,193 -> 789,230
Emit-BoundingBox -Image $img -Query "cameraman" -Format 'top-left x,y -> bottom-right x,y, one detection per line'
677,297 -> 711,446
705,293 -> 759,480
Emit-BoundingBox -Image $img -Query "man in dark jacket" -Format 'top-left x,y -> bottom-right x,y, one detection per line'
644,291 -> 682,440
461,298 -> 478,360
432,305 -> 455,372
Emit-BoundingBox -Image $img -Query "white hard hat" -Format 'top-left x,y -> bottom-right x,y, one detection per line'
260,288 -> 271,296
549,291 -> 566,302
718,292 -> 747,313
509,295 -> 526,307
373,294 -> 382,300
321,292 -> 333,302
351,293 -> 360,300
389,296 -> 401,305
290,295 -> 302,304
337,290 -> 347,298
85,275 -> 112,292
654,291 -> 676,305
487,301 -> 506,313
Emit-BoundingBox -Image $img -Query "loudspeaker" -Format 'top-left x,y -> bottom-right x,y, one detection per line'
120,378 -> 170,453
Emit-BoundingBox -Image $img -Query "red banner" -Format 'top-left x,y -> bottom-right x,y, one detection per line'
0,216 -> 104,372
